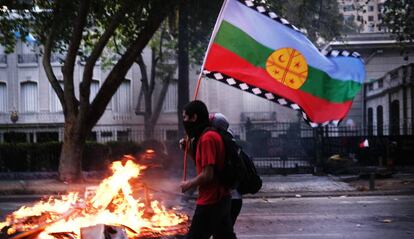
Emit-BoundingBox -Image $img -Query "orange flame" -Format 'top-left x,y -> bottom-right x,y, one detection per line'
0,158 -> 187,239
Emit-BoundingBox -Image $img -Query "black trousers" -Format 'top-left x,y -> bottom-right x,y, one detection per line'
186,197 -> 237,239
230,198 -> 243,226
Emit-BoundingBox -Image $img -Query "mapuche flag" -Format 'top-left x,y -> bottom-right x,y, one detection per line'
202,0 -> 365,127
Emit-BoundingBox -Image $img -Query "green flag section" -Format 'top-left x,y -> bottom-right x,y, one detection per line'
203,0 -> 366,125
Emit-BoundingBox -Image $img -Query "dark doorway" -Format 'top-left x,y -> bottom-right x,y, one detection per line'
367,107 -> 373,135
377,105 -> 383,136
390,100 -> 400,135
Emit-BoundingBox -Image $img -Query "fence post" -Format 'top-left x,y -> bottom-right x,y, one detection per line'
314,126 -> 324,174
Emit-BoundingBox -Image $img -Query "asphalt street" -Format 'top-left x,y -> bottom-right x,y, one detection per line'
235,195 -> 414,239
1,195 -> 414,238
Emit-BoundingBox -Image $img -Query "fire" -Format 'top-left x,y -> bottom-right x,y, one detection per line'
0,158 -> 188,239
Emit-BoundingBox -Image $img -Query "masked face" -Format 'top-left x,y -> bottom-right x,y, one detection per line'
183,110 -> 210,138
183,111 -> 197,137
183,120 -> 198,138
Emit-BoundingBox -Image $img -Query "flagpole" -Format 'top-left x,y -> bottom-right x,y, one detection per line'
198,0 -> 229,75
183,0 -> 229,181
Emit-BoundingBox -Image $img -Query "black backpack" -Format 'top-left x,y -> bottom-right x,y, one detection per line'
236,149 -> 262,195
204,127 -> 262,195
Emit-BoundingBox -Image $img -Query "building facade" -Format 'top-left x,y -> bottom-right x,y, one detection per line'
329,33 -> 414,129
338,0 -> 386,33
0,40 -> 299,143
365,63 -> 413,136
0,41 -> 186,143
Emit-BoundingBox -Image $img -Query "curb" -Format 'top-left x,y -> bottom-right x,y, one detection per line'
1,189 -> 413,202
246,189 -> 414,198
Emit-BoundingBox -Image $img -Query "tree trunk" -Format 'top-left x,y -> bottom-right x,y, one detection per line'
58,117 -> 85,182
177,0 -> 190,137
144,119 -> 156,140
144,89 -> 154,139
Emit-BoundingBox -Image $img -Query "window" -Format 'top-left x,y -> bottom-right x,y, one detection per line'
101,131 -> 113,137
117,130 -> 130,142
368,16 -> 374,21
368,83 -> 374,91
90,79 -> 100,103
0,82 -> 6,113
37,132 -> 59,143
368,5 -> 374,12
377,4 -> 384,12
163,80 -> 178,112
4,132 -> 27,143
378,14 -> 383,21
50,81 -> 64,112
20,81 -> 38,112
18,41 -> 38,64
378,79 -> 383,88
113,79 -> 131,113
343,5 -> 354,11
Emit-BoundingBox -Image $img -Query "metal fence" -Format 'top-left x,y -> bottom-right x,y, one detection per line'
0,122 -> 413,174
229,122 -> 414,173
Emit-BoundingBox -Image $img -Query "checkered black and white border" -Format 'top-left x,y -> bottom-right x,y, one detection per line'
237,0 -> 363,60
322,49 -> 362,60
203,70 -> 342,128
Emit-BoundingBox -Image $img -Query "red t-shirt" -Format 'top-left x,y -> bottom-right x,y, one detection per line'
195,130 -> 230,205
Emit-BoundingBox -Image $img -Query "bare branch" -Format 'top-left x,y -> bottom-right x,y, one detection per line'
136,54 -> 149,95
43,1 -> 65,115
134,87 -> 145,115
151,77 -> 171,123
79,1 -> 132,121
87,0 -> 183,129
149,49 -> 157,95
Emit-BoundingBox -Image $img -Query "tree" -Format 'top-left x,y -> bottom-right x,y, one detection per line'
383,0 -> 414,42
177,0 -> 190,137
134,24 -> 177,140
0,0 -> 184,182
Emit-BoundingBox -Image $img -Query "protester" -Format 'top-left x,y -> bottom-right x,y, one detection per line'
209,113 -> 243,227
180,100 -> 236,239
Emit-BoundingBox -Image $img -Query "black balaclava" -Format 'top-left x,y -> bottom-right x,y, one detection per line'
183,100 -> 210,138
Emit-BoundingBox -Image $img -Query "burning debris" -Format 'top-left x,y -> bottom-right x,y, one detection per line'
0,158 -> 188,239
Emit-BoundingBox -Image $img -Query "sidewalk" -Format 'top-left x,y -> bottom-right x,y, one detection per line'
0,172 -> 413,200
253,173 -> 414,198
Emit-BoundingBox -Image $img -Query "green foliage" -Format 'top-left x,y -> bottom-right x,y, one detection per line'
186,0 -> 223,65
383,0 -> 414,42
1,0 -> 148,56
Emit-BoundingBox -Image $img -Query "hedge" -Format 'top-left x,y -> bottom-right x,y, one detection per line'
0,141 -> 143,172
